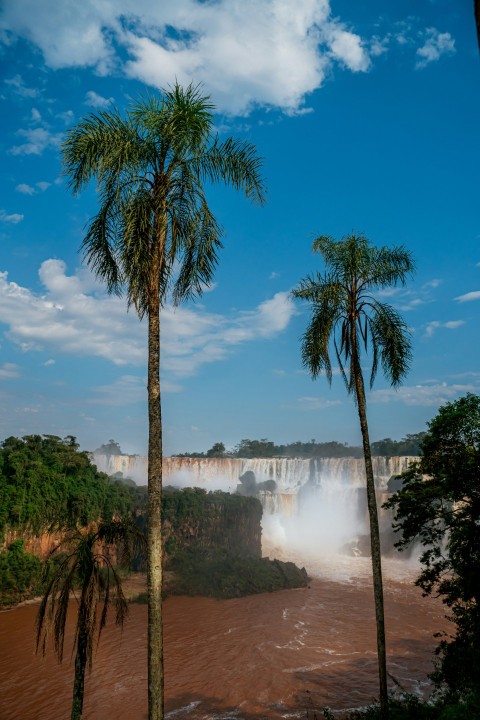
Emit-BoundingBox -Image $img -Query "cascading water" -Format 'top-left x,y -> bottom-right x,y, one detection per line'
92,452 -> 417,559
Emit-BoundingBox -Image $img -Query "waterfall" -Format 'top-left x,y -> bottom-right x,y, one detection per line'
91,452 -> 417,556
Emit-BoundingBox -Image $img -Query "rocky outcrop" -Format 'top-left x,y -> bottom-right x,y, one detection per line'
160,487 -> 262,559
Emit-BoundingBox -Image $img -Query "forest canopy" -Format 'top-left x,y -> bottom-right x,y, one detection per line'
0,434 -> 134,537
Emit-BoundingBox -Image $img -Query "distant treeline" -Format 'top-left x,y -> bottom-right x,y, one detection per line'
174,433 -> 426,459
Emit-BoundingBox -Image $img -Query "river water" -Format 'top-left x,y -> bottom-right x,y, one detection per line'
0,554 -> 446,720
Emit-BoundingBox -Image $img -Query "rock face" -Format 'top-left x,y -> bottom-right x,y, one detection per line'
136,488 -> 308,598
160,488 -> 262,559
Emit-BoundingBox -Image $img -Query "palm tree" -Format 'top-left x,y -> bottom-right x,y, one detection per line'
36,519 -> 146,720
292,233 -> 414,719
62,83 -> 266,720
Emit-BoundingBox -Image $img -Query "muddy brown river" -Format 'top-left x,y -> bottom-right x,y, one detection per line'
0,555 -> 447,720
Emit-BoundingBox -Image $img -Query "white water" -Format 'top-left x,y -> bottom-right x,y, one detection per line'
92,453 -> 417,563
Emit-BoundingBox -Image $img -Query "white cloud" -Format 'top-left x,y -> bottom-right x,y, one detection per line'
10,127 -> 63,155
455,290 -> 480,303
90,375 -> 146,406
0,259 -> 296,378
0,210 -> 24,224
422,278 -> 442,289
370,35 -> 389,57
369,382 -> 475,407
15,183 -> 35,195
425,319 -> 465,337
15,181 -> 51,195
415,28 -> 455,69
4,73 -> 39,97
90,374 -> 181,406
44,359 -> 55,366
324,24 -> 371,72
221,292 -> 297,344
85,90 -> 114,108
0,362 -> 20,379
377,276 -> 440,312
0,0 -> 372,115
296,396 -> 341,411
56,110 -> 75,125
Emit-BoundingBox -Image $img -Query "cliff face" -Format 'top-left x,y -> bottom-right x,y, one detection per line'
158,489 -> 262,559
2,529 -> 63,559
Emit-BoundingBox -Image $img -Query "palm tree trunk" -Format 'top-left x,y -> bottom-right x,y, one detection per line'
353,357 -> 389,719
71,599 -> 88,720
147,295 -> 164,720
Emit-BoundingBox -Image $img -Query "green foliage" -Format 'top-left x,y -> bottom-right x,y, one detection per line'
329,692 -> 480,719
292,233 -> 414,390
62,83 -> 266,317
234,438 -> 276,457
94,439 -> 123,455
169,548 -> 308,599
174,434 -> 424,459
160,487 -> 262,559
0,540 -> 42,604
206,442 -> 226,457
385,394 -> 480,695
0,434 -> 135,537
371,433 -> 426,456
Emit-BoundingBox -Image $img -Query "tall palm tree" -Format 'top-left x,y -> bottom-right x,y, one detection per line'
36,519 -> 146,720
292,233 -> 414,719
62,83 -> 265,720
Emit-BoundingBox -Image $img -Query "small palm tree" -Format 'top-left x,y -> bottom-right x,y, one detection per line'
36,519 -> 145,720
62,83 -> 265,719
292,233 -> 414,719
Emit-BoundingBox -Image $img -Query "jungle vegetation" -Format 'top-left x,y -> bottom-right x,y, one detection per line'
0,434 -> 133,537
386,394 -> 480,698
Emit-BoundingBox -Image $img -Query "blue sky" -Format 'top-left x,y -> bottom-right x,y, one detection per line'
0,0 -> 478,455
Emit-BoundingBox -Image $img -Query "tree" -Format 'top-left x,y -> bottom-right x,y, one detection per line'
292,233 -> 414,718
62,83 -> 265,720
36,519 -> 145,720
385,394 -> 480,695
0,434 -> 133,537
206,442 -> 226,457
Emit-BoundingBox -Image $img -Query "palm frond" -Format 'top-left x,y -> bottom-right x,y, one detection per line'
293,233 -> 414,394
63,84 -> 265,325
36,518 -> 145,671
369,300 -> 412,387
194,136 -> 266,205
172,199 -> 223,304
366,245 -> 415,289
62,110 -> 144,194
81,200 -> 123,294
333,336 -> 350,391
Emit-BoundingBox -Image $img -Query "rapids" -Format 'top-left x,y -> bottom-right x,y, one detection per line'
0,558 -> 446,720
